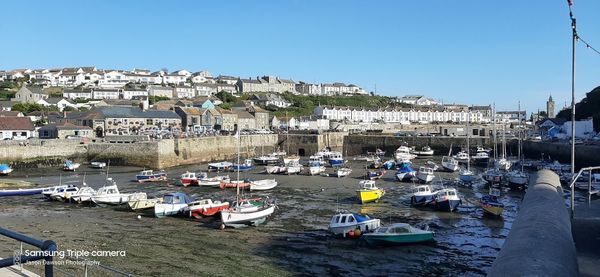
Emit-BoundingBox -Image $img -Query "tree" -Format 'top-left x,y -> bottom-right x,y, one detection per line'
219,102 -> 232,110
216,91 -> 235,103
12,103 -> 43,113
63,106 -> 76,112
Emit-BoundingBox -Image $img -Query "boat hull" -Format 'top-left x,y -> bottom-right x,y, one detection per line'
136,173 -> 167,183
435,199 -> 461,212
154,203 -> 188,218
411,195 -> 435,206
0,187 -> 44,197
416,173 -> 434,183
395,172 -> 415,182
92,195 -> 130,205
221,205 -> 275,228
459,173 -> 476,183
363,233 -> 434,245
329,159 -> 345,167
356,189 -> 385,204
329,219 -> 381,236
189,203 -> 230,218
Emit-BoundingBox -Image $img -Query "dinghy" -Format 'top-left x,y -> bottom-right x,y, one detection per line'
328,211 -> 380,237
249,179 -> 278,191
185,199 -> 230,218
154,192 -> 192,218
136,170 -> 167,183
362,223 -> 434,245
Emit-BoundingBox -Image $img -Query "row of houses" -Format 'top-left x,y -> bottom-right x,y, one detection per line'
314,105 -> 494,123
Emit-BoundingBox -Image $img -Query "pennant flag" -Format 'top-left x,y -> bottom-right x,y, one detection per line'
567,0 -> 573,6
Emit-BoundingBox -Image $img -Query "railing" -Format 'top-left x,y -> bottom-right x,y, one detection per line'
569,166 -> 600,218
0,227 -> 57,277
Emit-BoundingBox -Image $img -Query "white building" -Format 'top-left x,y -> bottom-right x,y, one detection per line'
174,86 -> 195,99
0,117 -> 35,140
63,88 -> 93,100
296,82 -> 322,95
92,88 -> 120,100
314,106 -> 488,124
562,118 -> 595,139
99,71 -> 129,88
195,84 -> 218,97
148,86 -> 174,98
36,98 -> 77,111
122,88 -> 149,100
397,95 -> 439,106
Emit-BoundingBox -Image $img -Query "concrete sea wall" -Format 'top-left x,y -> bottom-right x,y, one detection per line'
0,140 -> 87,168
522,140 -> 600,168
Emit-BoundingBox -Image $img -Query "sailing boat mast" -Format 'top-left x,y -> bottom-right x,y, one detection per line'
467,112 -> 470,171
236,123 -> 241,204
517,101 -> 521,161
286,111 -> 289,156
502,124 -> 506,159
492,104 -> 497,161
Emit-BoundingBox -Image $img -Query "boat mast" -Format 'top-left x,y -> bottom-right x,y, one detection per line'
236,127 -> 241,204
286,111 -> 289,156
493,104 -> 497,161
517,101 -> 521,162
502,124 -> 506,159
467,112 -> 470,172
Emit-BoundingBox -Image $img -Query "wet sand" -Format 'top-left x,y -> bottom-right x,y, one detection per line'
0,157 -> 525,276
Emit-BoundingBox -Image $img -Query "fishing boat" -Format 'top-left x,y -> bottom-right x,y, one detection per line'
483,168 -> 504,184
253,155 -> 279,165
0,164 -> 13,175
416,166 -> 435,183
315,147 -> 334,159
0,187 -> 45,197
410,185 -> 435,206
219,180 -> 251,189
136,170 -> 167,183
198,173 -> 230,187
368,158 -> 383,169
459,168 -> 476,183
232,159 -> 254,172
283,155 -> 300,165
50,186 -> 80,201
365,170 -> 385,180
62,160 -> 80,171
382,159 -> 396,170
480,188 -> 504,216
356,180 -> 385,204
361,223 -> 434,245
220,198 -> 276,228
471,152 -> 489,166
249,179 -> 278,191
70,186 -> 96,203
127,192 -> 161,211
366,148 -> 386,156
395,162 -> 416,182
328,211 -> 381,237
308,155 -> 326,166
411,145 -> 434,156
426,161 -> 440,171
185,199 -> 230,218
265,165 -> 287,174
42,184 -> 72,199
89,161 -> 107,169
394,146 -> 417,161
453,151 -> 470,164
154,192 -> 193,218
433,188 -> 461,212
328,152 -> 345,167
441,156 -> 459,172
353,154 -> 377,162
180,172 -> 200,186
285,161 -> 303,175
335,167 -> 352,178
307,162 -> 326,176
91,180 -> 130,205
476,146 -> 492,154
495,158 -> 512,171
208,161 -> 233,171
505,170 -> 528,189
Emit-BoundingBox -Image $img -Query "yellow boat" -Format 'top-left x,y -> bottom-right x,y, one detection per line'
356,180 -> 385,204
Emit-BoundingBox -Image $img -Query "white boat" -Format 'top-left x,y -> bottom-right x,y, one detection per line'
394,146 -> 417,161
411,145 -> 434,156
353,154 -> 377,162
471,152 -> 490,165
265,165 -> 287,174
441,156 -> 459,172
453,151 -> 470,164
208,161 -> 233,171
328,211 -> 380,237
249,179 -> 278,191
458,168 -> 476,183
89,161 -> 107,169
63,160 -> 80,171
220,198 -> 276,228
507,170 -> 529,188
91,179 -> 130,205
283,155 -> 300,165
308,155 -> 325,166
416,166 -> 435,183
42,185 -> 72,199
336,167 -> 352,178
50,186 -> 79,201
426,161 -> 440,171
0,164 -> 13,175
128,192 -> 161,211
328,152 -> 345,167
495,158 -> 512,171
70,186 -> 96,203
285,161 -> 303,175
199,173 -> 230,187
433,188 -> 461,212
410,185 -> 435,206
154,192 -> 193,218
253,155 -> 279,165
307,162 -> 326,176
315,147 -> 334,159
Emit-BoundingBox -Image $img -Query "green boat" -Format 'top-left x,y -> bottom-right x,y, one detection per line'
362,223 -> 434,245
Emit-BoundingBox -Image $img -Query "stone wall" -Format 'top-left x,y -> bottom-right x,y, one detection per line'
522,140 -> 600,168
0,139 -> 87,168
282,132 -> 348,157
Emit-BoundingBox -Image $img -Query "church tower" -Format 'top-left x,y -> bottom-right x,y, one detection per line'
546,94 -> 555,118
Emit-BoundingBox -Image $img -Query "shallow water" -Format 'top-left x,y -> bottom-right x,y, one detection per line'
0,156 -> 525,276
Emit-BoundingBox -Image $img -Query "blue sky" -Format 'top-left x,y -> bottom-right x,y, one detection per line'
1,0 -> 599,115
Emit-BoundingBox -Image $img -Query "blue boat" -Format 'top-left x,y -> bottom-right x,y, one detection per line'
433,188 -> 461,212
365,170 -> 385,180
232,159 -> 254,172
328,152 -> 345,167
136,170 -> 167,183
382,159 -> 396,170
154,192 -> 193,218
0,164 -> 13,175
395,162 -> 416,182
410,185 -> 435,206
0,187 -> 45,197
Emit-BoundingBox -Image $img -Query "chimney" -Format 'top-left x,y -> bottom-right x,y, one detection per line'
63,110 -> 67,119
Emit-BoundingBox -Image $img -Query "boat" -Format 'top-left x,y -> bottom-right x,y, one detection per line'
220,198 -> 276,228
128,192 -> 161,211
253,155 -> 279,165
271,150 -> 287,157
328,152 -> 345,167
208,161 -> 233,171
91,179 -> 130,205
180,171 -> 200,186
411,145 -> 434,156
368,158 -> 383,169
154,192 -> 193,218
410,185 -> 435,206
0,164 -> 13,175
366,148 -> 386,156
308,155 -> 326,166
136,169 -> 167,183
394,146 -> 417,161
433,188 -> 461,212
458,116 -> 475,183
285,161 -> 303,175
453,151 -> 470,164
307,162 -> 326,176
416,166 -> 435,183
441,156 -> 459,172
426,160 -> 439,171
70,186 -> 96,203
62,160 -> 80,171
480,188 -> 504,216
0,187 -> 45,197
365,170 -> 385,180
356,180 -> 385,204
471,152 -> 489,166
249,179 -> 278,191
353,154 -> 377,162
476,146 -> 492,154
482,168 -> 503,184
89,161 -> 107,169
335,167 -> 352,178
232,159 -> 254,172
361,223 -> 434,245
50,185 -> 80,201
315,147 -> 334,159
265,165 -> 287,174
495,158 -> 512,171
459,168 -> 476,183
395,162 -> 416,182
382,159 -> 396,170
328,211 -> 381,237
283,155 -> 300,165
219,180 -> 251,189
199,173 -> 230,187
505,170 -> 528,189
42,184 -> 72,199
185,199 -> 230,218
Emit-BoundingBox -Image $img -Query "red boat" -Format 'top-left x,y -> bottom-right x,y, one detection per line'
219,181 -> 250,189
185,199 -> 230,218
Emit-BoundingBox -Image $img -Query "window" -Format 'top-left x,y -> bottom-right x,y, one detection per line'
340,216 -> 346,223
146,119 -> 153,125
348,217 -> 354,223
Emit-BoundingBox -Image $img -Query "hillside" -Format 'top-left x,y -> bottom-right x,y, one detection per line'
556,85 -> 600,131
